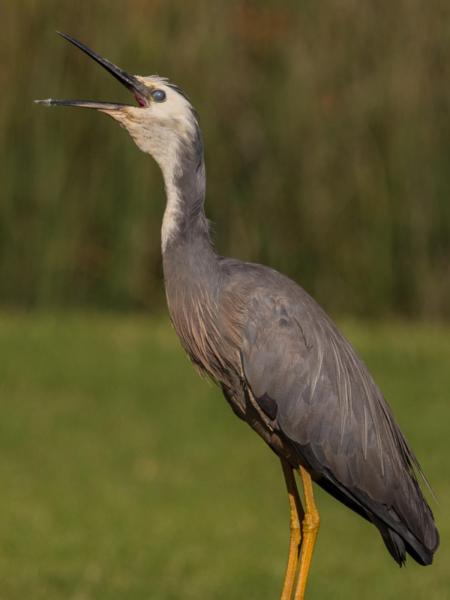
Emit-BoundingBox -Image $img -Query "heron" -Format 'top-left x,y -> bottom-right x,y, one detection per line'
36,33 -> 439,599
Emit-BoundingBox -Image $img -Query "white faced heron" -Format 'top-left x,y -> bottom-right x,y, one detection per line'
36,33 -> 439,599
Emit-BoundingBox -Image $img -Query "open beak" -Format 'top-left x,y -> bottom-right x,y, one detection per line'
35,32 -> 149,111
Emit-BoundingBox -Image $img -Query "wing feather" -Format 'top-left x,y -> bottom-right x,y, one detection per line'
223,262 -> 439,564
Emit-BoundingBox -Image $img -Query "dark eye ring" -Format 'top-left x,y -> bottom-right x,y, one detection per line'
151,89 -> 166,103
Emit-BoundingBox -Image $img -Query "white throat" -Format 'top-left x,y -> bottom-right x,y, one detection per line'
136,121 -> 194,253
108,87 -> 199,252
161,177 -> 183,252
129,121 -> 185,253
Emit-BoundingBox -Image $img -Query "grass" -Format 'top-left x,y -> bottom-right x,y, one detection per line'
0,312 -> 448,599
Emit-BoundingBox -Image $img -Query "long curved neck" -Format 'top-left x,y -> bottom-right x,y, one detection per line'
159,127 -> 218,297
157,124 -> 223,380
160,130 -> 213,254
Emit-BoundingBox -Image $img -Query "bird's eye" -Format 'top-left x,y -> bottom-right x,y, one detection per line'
151,89 -> 166,103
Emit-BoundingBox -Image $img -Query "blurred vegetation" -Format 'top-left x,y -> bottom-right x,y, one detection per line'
1,1 -> 449,317
0,313 -> 448,598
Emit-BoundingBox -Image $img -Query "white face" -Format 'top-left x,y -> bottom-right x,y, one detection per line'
101,76 -> 198,177
36,35 -> 198,177
36,35 -> 203,252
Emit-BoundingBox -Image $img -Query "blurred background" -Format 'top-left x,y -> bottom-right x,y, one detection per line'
0,1 -> 449,599
2,0 -> 449,317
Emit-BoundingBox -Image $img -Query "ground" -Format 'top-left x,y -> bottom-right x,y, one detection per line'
0,313 -> 448,599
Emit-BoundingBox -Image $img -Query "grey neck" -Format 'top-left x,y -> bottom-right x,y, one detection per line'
161,128 -> 217,274
159,123 -> 223,377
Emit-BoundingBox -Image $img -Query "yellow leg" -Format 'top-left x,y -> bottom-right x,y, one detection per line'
294,466 -> 320,600
280,458 -> 304,600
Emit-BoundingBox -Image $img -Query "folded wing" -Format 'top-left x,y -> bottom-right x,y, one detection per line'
238,278 -> 438,565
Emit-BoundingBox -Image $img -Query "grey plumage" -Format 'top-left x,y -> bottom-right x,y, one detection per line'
162,129 -> 438,565
37,33 -> 439,584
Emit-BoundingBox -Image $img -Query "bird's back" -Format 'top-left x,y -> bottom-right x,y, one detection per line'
216,258 -> 439,565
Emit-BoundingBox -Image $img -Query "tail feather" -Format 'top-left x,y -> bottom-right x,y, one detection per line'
378,526 -> 406,566
377,519 -> 438,566
315,468 -> 439,566
295,441 -> 439,566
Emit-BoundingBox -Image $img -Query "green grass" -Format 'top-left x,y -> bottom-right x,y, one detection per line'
0,313 -> 448,599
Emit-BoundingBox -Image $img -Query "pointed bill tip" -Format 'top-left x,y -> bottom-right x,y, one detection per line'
56,31 -> 74,41
34,98 -> 129,110
56,31 -> 78,45
34,98 -> 56,106
51,31 -> 148,100
36,32 -> 149,111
